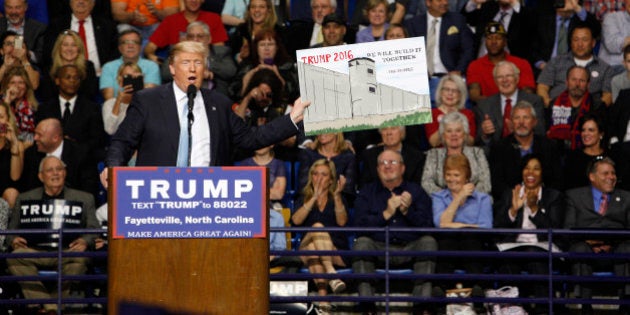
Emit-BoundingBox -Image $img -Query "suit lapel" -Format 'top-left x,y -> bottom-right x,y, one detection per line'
491,95 -> 503,139
159,85 -> 181,156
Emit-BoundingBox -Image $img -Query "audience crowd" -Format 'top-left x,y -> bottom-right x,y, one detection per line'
1,0 -> 630,314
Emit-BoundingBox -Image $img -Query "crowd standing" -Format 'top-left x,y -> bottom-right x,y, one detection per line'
0,0 -> 629,314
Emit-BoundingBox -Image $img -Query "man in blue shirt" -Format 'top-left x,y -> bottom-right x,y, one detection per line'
352,150 -> 437,313
564,156 -> 630,314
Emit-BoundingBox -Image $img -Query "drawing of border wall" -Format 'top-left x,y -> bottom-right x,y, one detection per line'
297,57 -> 431,135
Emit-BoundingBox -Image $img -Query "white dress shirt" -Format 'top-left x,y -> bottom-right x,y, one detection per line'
173,83 -> 211,166
71,15 -> 101,74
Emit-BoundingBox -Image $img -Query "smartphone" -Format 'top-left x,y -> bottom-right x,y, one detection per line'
553,0 -> 566,8
122,75 -> 144,92
14,36 -> 23,49
263,58 -> 274,65
0,123 -> 7,133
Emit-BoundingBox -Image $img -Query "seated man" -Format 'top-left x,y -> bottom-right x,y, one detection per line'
353,150 -> 437,313
465,22 -> 535,103
359,126 -> 424,188
6,156 -> 99,314
564,156 -> 630,314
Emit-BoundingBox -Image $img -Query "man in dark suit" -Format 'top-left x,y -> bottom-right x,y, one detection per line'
564,156 -> 630,315
404,0 -> 474,75
20,118 -> 99,200
104,41 -> 309,171
489,101 -> 562,200
475,61 -> 545,154
35,64 -> 106,157
7,155 -> 99,315
460,0 -> 534,59
608,89 -> 630,191
43,0 -> 118,73
0,0 -> 46,65
359,126 -> 424,188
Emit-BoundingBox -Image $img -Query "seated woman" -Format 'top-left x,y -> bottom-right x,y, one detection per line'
0,101 -> 24,208
355,0 -> 389,43
291,159 -> 348,312
38,30 -> 98,101
230,29 -> 298,103
422,111 -> 491,195
493,154 -> 564,311
102,62 -> 145,136
1,66 -> 38,145
298,133 -> 357,205
564,113 -> 608,190
431,154 -> 492,292
424,74 -> 476,148
237,144 -> 287,207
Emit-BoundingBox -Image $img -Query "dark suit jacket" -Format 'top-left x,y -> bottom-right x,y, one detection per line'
489,135 -> 562,200
474,91 -> 546,146
43,14 -> 118,68
105,83 -> 300,167
460,2 -> 535,59
494,187 -> 565,243
35,95 -> 106,155
608,89 -> 630,143
359,145 -> 425,188
565,186 -> 630,231
20,141 -> 99,199
0,17 -> 46,64
529,9 -> 600,74
8,186 -> 100,248
404,11 -> 475,74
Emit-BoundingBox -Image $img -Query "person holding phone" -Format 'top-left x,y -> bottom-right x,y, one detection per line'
0,31 -> 39,89
102,62 -> 144,135
0,100 -> 24,208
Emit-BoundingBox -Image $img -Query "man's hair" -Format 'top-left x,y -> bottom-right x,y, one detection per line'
378,126 -> 406,141
0,31 -> 18,46
566,65 -> 590,82
568,21 -> 597,42
54,64 -> 84,80
511,100 -> 537,119
385,24 -> 408,38
587,156 -> 615,176
312,0 -> 337,10
187,21 -> 210,35
377,149 -> 404,164
168,41 -> 209,65
624,45 -> 630,60
118,29 -> 141,43
38,156 -> 67,173
493,60 -> 520,78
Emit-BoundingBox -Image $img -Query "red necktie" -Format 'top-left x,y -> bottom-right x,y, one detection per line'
78,20 -> 88,59
502,98 -> 512,137
598,194 -> 608,216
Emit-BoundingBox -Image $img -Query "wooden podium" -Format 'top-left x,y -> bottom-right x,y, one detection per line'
107,167 -> 269,314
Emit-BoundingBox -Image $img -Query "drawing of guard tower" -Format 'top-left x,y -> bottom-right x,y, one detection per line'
348,57 -> 380,117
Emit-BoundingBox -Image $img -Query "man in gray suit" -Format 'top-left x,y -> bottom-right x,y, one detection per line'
564,156 -> 630,314
6,156 -> 99,314
475,60 -> 545,153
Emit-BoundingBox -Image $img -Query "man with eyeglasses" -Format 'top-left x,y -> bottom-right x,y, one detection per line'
7,155 -> 99,315
474,60 -> 545,154
160,21 -> 236,97
353,149 -> 437,314
99,29 -> 161,101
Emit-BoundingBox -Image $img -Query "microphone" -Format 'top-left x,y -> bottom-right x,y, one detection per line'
186,84 -> 196,166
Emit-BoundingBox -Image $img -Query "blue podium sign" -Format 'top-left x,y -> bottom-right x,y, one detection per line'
111,167 -> 267,239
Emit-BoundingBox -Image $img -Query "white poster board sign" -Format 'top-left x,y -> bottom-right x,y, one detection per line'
296,37 -> 432,135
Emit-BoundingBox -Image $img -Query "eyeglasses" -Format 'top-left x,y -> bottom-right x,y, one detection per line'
119,39 -> 141,45
377,160 -> 402,166
441,87 -> 460,94
495,74 -> 516,80
186,34 -> 208,40
42,166 -> 66,174
258,41 -> 276,48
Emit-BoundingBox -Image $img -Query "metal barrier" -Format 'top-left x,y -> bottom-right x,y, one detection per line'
1,227 -> 629,314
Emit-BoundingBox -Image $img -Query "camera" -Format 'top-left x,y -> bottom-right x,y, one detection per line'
122,75 -> 144,92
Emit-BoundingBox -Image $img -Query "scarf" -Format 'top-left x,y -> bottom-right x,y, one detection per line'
547,90 -> 591,150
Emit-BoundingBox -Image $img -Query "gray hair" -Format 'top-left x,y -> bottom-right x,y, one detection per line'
511,100 -> 537,119
438,111 -> 470,142
187,21 -> 210,35
493,60 -> 520,78
311,0 -> 337,9
38,156 -> 67,173
435,74 -> 467,109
